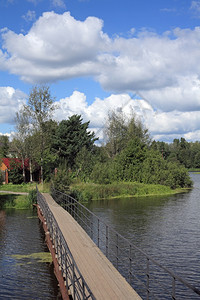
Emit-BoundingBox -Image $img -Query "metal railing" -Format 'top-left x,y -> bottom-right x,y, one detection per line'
37,188 -> 95,300
51,188 -> 200,300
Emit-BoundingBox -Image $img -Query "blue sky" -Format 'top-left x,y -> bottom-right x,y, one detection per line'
1,0 -> 200,142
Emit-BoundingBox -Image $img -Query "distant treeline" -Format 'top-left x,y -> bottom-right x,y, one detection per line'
0,86 -> 194,191
151,138 -> 200,169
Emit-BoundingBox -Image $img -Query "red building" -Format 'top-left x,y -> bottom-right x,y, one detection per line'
0,158 -> 39,184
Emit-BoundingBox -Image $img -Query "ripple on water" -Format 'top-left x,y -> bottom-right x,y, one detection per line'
0,208 -> 61,300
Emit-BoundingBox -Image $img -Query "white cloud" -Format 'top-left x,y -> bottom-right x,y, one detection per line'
2,12 -> 200,115
1,86 -> 200,142
53,91 -> 200,142
1,11 -> 200,141
22,10 -> 36,22
0,132 -> 11,138
51,0 -> 66,9
1,11 -> 109,82
190,1 -> 200,13
0,87 -> 26,124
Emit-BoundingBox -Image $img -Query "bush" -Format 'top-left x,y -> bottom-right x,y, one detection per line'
69,189 -> 85,202
8,160 -> 23,184
28,189 -> 37,204
0,172 -> 3,185
51,168 -> 72,193
90,162 -> 113,184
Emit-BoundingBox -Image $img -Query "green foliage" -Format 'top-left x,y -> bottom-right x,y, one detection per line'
0,172 -> 3,185
104,110 -> 150,158
152,138 -> 200,170
28,189 -> 37,204
141,150 -> 165,185
0,135 -> 9,158
51,168 -> 72,193
53,115 -> 97,169
164,162 -> 192,189
75,146 -> 97,182
68,189 -> 85,202
25,85 -> 56,183
90,161 -> 114,184
114,138 -> 147,181
72,182 -> 181,201
8,160 -> 23,184
0,194 -> 31,209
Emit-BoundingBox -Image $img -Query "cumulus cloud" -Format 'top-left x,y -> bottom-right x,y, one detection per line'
53,91 -> 200,142
1,12 -> 109,82
1,85 -> 200,142
1,11 -> 200,141
1,12 -> 200,115
0,87 -> 26,124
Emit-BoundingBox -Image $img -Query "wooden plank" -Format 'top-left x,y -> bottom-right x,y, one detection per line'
43,193 -> 141,300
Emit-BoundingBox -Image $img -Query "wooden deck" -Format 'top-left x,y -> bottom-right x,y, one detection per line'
42,193 -> 141,300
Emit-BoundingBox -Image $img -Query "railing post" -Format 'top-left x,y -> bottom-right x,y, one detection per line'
72,263 -> 75,300
129,244 -> 132,284
97,218 -> 100,248
106,225 -> 108,258
90,219 -> 93,239
146,257 -> 150,300
116,233 -> 119,270
172,276 -> 176,300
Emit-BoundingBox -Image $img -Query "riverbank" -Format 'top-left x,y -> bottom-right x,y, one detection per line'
0,193 -> 31,209
0,182 -> 50,193
71,182 -> 190,201
0,180 -> 191,208
0,182 -> 48,209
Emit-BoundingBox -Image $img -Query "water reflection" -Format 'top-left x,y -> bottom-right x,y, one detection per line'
0,207 -> 60,300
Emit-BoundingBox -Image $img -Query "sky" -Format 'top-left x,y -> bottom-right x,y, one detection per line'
1,0 -> 200,143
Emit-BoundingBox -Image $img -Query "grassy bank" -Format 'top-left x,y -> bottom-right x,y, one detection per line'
0,181 -> 190,207
188,169 -> 200,173
0,182 -> 50,193
0,182 -> 47,209
0,193 -> 32,209
71,182 -> 189,201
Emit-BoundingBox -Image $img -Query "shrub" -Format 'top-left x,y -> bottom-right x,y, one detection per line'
28,189 -> 37,204
8,160 -> 23,184
51,168 -> 72,193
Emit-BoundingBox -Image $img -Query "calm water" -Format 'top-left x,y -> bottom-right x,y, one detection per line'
0,208 -> 60,299
86,173 -> 200,298
1,174 -> 200,299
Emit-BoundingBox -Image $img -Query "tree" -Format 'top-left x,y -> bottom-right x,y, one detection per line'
24,85 -> 56,183
104,110 -> 150,158
13,108 -> 30,182
8,159 -> 23,184
0,135 -> 9,158
114,137 -> 147,182
104,111 -> 128,157
53,115 -> 97,169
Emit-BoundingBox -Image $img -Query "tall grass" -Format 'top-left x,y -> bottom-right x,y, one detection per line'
71,182 -> 187,201
0,182 -> 50,193
0,194 -> 32,209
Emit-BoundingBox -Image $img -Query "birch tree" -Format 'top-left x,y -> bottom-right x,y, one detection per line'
25,85 -> 56,183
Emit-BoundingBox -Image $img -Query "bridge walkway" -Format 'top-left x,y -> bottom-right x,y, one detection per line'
42,193 -> 141,300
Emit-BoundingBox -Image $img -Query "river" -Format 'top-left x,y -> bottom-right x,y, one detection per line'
0,173 -> 200,299
0,208 -> 60,299
86,172 -> 200,298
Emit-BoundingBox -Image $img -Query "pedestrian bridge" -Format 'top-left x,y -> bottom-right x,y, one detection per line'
36,189 -> 200,300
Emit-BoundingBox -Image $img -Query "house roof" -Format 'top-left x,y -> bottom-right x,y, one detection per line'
1,158 -> 29,169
